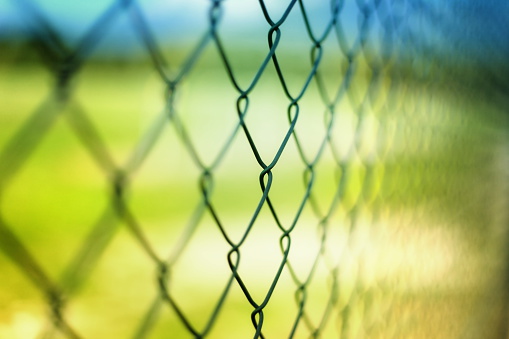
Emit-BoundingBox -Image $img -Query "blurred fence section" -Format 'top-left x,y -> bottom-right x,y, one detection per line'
0,0 -> 508,338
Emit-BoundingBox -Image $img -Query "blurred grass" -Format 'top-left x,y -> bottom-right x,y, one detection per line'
0,50 -> 507,339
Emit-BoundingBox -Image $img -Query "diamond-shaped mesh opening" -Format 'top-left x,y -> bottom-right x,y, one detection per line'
1,118 -> 108,279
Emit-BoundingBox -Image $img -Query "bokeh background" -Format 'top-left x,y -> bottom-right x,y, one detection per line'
0,0 -> 508,338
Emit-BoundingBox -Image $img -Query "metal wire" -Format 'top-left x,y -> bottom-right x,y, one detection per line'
0,0 -> 508,338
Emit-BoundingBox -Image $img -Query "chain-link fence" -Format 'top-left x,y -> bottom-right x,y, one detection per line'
0,0 -> 508,338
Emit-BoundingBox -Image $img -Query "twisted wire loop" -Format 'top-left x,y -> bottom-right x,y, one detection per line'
0,0 -> 508,338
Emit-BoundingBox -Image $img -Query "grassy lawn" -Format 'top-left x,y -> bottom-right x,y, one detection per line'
0,52 -> 507,339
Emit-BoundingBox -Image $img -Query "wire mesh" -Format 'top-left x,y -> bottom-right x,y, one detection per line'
0,0 -> 508,338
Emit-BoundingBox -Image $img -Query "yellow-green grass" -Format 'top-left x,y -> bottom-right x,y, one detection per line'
0,54 -> 507,339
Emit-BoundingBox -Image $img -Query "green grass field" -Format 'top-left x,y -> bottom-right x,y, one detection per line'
0,50 -> 508,339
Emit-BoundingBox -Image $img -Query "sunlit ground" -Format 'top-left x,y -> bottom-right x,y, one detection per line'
0,51 -> 508,339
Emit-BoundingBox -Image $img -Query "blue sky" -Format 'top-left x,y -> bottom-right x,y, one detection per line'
0,0 -> 508,64
0,1 -> 355,49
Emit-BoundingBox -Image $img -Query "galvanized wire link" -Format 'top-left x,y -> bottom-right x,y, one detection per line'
0,0 -> 508,338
